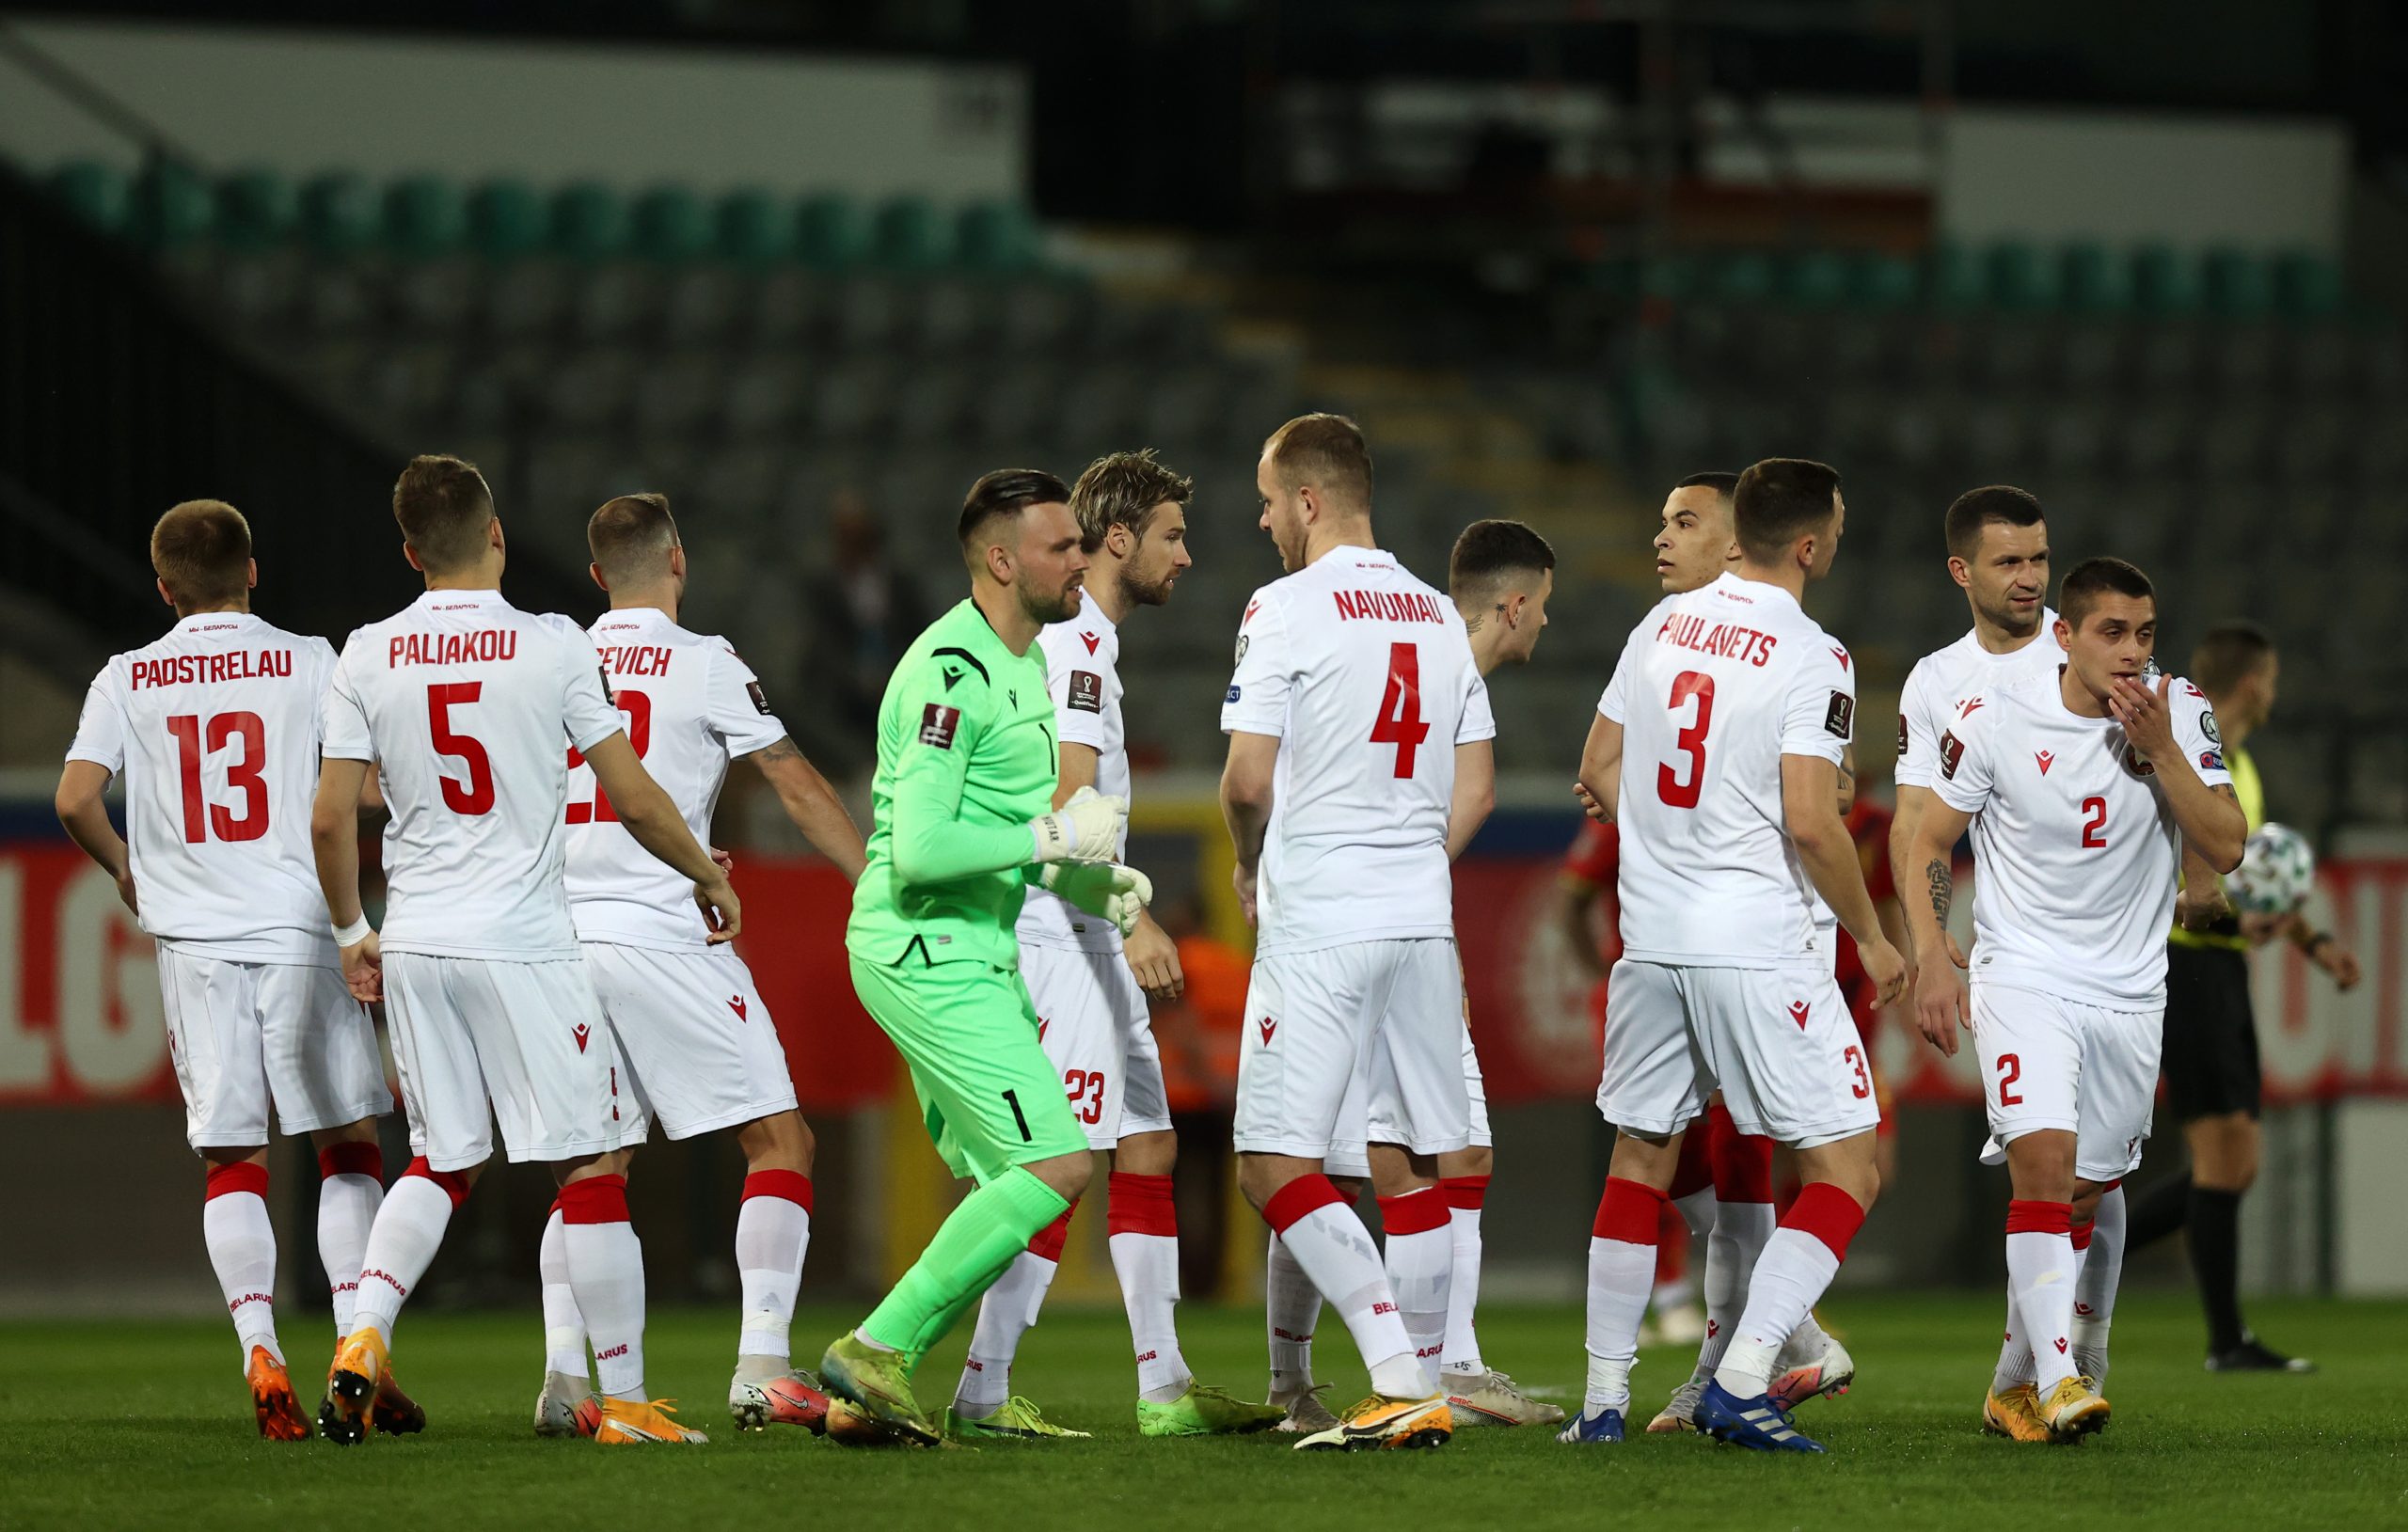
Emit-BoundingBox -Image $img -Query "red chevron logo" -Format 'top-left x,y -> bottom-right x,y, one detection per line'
2036,750 -> 2054,774
1258,1016 -> 1278,1047
728,993 -> 747,1020
1788,1001 -> 1810,1029
572,1022 -> 591,1053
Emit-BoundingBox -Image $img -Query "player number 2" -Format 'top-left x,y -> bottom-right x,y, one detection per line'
1995,1052 -> 2023,1107
566,688 -> 654,824
1656,670 -> 1716,809
165,712 -> 268,844
425,683 -> 496,815
1367,641 -> 1430,778
2080,796 -> 2108,849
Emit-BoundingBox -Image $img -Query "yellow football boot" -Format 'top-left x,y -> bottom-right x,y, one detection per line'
2037,1376 -> 2110,1443
1291,1394 -> 1452,1451
319,1328 -> 389,1446
595,1397 -> 709,1445
1982,1383 -> 2052,1443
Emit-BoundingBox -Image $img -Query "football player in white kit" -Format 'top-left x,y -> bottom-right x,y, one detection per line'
1903,557 -> 2244,1444
1568,458 -> 1904,1452
1222,414 -> 1496,1452
523,492 -> 868,1440
55,500 -> 400,1441
309,456 -> 737,1447
943,451 -> 1286,1443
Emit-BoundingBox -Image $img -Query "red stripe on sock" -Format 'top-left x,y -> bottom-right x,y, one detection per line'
1668,1124 -> 1714,1200
1027,1203 -> 1076,1262
1438,1174 -> 1489,1212
557,1173 -> 629,1225
318,1142 -> 383,1183
204,1161 -> 269,1201
1377,1187 -> 1450,1237
2070,1220 -> 2094,1253
1105,1173 -> 1178,1238
547,1196 -> 564,1220
404,1156 -> 473,1209
2101,1178 -> 2123,1193
1783,1183 -> 1869,1261
1261,1174 -> 1347,1233
742,1169 -> 814,1214
1708,1107 -> 1775,1204
2005,1198 -> 2072,1237
1590,1177 -> 1667,1244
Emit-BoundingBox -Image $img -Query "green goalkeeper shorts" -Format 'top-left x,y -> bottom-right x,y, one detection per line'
848,952 -> 1087,1185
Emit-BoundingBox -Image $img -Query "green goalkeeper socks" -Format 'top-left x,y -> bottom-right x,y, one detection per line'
861,1166 -> 1070,1360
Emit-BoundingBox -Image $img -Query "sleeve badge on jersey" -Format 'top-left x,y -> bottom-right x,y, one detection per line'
918,703 -> 961,750
1824,690 -> 1855,740
2200,710 -> 2221,745
1939,730 -> 1964,780
1225,684 -> 1242,704
746,680 -> 773,715
1896,712 -> 1909,755
1068,670 -> 1103,714
1233,634 -> 1250,666
2200,750 -> 2225,771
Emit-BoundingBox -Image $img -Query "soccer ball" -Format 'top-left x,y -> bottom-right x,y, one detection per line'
2225,822 -> 2316,916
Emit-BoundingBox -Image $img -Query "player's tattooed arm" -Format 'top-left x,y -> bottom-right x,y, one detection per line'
1836,745 -> 1858,815
746,734 -> 868,882
1900,797 -> 1975,1054
1924,856 -> 1951,929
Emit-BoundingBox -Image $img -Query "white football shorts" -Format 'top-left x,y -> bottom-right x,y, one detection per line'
1236,937 -> 1471,1169
1022,942 -> 1172,1151
1596,958 -> 1878,1150
584,942 -> 799,1145
1359,1018 -> 1491,1174
156,948 -> 389,1150
1972,977 -> 2162,1183
381,952 -> 616,1171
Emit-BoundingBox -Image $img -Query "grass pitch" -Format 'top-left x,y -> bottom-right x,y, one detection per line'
4,1293 -> 2401,1531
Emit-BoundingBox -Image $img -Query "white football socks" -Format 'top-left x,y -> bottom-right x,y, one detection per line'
1581,1177 -> 1665,1416
734,1172 -> 813,1367
956,1248 -> 1059,1414
1439,1177 -> 1488,1380
2005,1200 -> 2079,1397
1712,1185 -> 1864,1400
203,1163 -> 282,1366
1265,1177 -> 1424,1399
1265,1233 -> 1323,1398
315,1144 -> 384,1341
559,1176 -> 647,1402
1105,1173 -> 1190,1402
1378,1188 -> 1454,1382
350,1166 -> 464,1345
2072,1186 -> 2124,1386
539,1205 -> 589,1378
1699,1197 -> 1774,1374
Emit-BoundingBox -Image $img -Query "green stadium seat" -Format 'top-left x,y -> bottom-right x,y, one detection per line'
872,196 -> 952,272
2273,251 -> 2343,320
300,172 -> 381,256
1708,250 -> 1777,305
552,182 -> 630,262
2202,246 -> 2273,320
1924,243 -> 1985,311
797,193 -> 870,270
632,184 -> 711,263
715,187 -> 795,265
50,159 -> 132,234
468,180 -> 548,261
2131,245 -> 2201,317
1782,248 -> 1849,308
133,158 -> 214,249
1846,252 -> 1918,311
214,167 -> 294,249
1985,241 -> 2057,311
384,175 -> 467,261
955,201 -> 1038,273
1634,252 -> 1699,305
2060,243 -> 2131,314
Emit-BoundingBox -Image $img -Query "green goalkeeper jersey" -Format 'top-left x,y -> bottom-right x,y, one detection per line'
847,598 -> 1060,970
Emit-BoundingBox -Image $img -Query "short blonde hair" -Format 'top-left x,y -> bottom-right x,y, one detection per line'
150,499 -> 251,607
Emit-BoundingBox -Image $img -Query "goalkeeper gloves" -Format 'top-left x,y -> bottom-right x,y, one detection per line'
1035,861 -> 1154,938
1030,784 -> 1128,863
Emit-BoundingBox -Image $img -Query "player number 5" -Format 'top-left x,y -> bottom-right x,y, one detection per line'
426,683 -> 496,816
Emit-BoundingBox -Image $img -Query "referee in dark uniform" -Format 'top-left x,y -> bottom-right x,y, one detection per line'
2124,622 -> 2361,1371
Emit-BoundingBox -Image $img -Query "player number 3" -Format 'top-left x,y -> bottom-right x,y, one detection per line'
1657,670 -> 1716,809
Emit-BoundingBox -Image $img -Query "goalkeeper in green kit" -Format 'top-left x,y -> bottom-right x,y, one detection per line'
821,470 -> 1155,1446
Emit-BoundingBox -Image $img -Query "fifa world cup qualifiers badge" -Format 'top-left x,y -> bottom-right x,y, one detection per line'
1939,730 -> 1964,780
1069,671 -> 1103,714
747,681 -> 773,715
1825,691 -> 1854,739
919,703 -> 960,750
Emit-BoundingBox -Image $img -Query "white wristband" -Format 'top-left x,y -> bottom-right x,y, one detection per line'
332,915 -> 373,948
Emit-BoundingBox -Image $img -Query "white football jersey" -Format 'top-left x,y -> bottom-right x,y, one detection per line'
563,607 -> 787,951
322,589 -> 623,959
1931,668 -> 2229,1006
1018,601 -> 1131,954
1600,573 -> 1854,968
1220,546 -> 1495,956
1895,612 -> 2065,790
65,612 -> 340,963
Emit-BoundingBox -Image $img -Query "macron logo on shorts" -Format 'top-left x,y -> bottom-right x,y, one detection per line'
1788,1001 -> 1810,1030
728,994 -> 747,1021
573,1022 -> 591,1053
1258,1016 -> 1277,1047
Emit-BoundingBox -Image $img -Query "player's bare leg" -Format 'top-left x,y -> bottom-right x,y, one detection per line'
1566,1126 -> 1685,1444
305,1120 -> 422,1436
1693,1130 -> 1879,1453
1240,1153 -> 1450,1451
325,1158 -> 482,1445
200,1145 -> 308,1441
727,1111 -> 832,1433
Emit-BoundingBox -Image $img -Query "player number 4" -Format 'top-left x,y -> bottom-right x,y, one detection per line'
1368,641 -> 1429,778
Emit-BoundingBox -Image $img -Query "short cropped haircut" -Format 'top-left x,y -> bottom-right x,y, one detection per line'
150,499 -> 252,608
1944,484 -> 2046,561
1733,457 -> 1841,564
2192,619 -> 2276,694
587,492 -> 678,583
1449,518 -> 1556,600
2059,556 -> 2156,631
392,454 -> 495,574
1263,413 -> 1374,512
1673,470 -> 1739,499
1071,450 -> 1192,545
959,468 -> 1072,549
